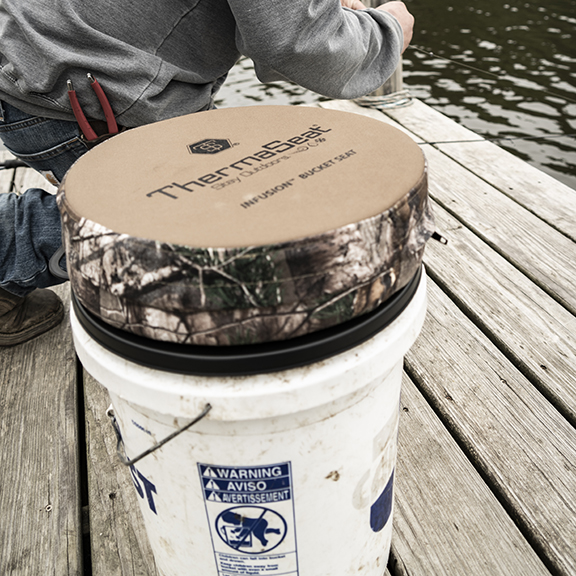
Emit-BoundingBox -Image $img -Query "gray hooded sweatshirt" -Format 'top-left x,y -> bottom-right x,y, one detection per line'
0,0 -> 403,127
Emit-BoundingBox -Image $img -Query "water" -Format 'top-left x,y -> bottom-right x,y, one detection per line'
216,0 -> 576,191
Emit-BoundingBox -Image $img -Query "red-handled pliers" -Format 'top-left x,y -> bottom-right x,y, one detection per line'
67,73 -> 118,141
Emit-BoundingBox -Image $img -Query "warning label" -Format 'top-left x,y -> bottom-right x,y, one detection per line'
199,462 -> 299,576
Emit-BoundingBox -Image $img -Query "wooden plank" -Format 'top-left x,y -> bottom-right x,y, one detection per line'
0,156 -> 57,195
0,283 -> 82,575
84,371 -> 159,576
391,373 -> 549,576
385,98 -> 576,242
320,99 -> 417,138
0,150 -> 16,193
13,166 -> 58,196
0,152 -> 58,195
404,278 -> 576,575
420,143 -> 576,315
320,99 -> 576,315
424,202 -> 576,426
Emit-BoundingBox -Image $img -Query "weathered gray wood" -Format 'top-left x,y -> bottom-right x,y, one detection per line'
404,279 -> 576,575
319,99 -> 576,316
421,143 -> 576,315
424,202 -> 576,426
0,284 -> 82,575
13,165 -> 58,195
0,150 -> 16,193
384,98 -> 576,241
84,371 -> 159,576
0,152 -> 58,196
391,373 -> 550,576
320,96 -> 418,137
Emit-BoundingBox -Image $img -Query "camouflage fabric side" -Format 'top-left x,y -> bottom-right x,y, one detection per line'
57,169 -> 433,346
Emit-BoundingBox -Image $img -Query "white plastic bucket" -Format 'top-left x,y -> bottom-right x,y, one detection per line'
71,270 -> 427,576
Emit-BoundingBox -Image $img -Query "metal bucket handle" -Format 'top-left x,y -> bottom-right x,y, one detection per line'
106,403 -> 212,466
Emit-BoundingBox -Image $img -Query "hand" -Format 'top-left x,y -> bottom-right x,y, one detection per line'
376,1 -> 414,53
341,0 -> 367,9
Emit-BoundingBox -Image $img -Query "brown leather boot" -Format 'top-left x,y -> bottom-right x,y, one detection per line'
0,287 -> 64,346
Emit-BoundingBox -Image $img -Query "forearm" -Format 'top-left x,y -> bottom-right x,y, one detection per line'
229,0 -> 403,99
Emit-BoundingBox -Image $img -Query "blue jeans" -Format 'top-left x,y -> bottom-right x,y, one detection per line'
0,101 -> 90,296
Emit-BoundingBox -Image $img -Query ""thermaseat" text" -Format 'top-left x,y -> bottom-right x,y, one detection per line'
146,125 -> 332,200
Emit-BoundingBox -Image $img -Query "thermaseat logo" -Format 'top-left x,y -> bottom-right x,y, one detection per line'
147,124 -> 332,200
188,139 -> 232,155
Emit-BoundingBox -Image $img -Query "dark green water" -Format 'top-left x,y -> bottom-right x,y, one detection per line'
217,0 -> 576,191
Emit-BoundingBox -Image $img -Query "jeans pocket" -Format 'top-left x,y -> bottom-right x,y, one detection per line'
3,137 -> 90,183
0,101 -> 89,182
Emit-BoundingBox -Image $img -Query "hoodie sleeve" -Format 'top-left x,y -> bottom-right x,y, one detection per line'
228,0 -> 403,100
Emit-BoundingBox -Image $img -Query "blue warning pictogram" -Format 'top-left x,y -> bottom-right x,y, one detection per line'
216,506 -> 287,554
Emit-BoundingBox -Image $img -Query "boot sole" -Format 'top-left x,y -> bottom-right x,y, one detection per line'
0,301 -> 65,346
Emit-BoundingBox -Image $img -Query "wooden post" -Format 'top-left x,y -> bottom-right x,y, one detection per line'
365,0 -> 403,96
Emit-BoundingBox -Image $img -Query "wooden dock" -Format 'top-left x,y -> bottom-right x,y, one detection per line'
1,98 -> 575,576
